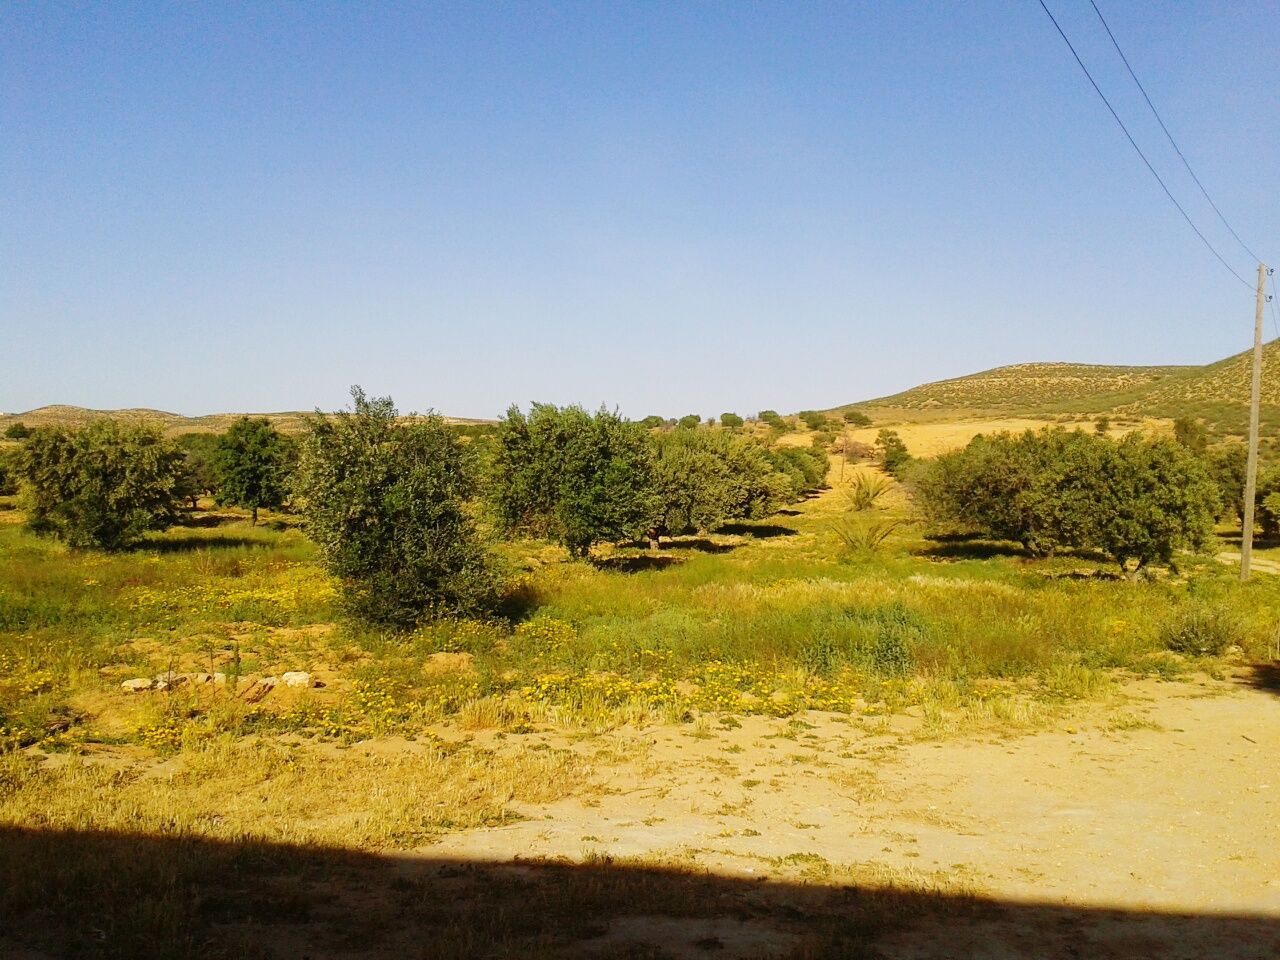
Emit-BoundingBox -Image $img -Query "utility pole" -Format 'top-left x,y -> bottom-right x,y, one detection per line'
1240,261 -> 1268,582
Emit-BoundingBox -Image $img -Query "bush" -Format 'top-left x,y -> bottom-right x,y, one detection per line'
875,429 -> 912,477
639,415 -> 666,429
3,423 -> 31,440
1160,604 -> 1242,657
798,411 -> 830,431
767,445 -> 829,498
844,472 -> 893,511
19,421 -> 184,550
842,410 -> 871,426
677,414 -> 702,430
719,412 -> 744,429
295,388 -> 497,627
757,410 -> 783,427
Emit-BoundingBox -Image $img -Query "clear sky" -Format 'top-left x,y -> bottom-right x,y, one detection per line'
3,1 -> 1278,419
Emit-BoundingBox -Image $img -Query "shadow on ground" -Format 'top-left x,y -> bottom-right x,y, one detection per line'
1,825 -> 1276,960
141,535 -> 271,553
592,554 -> 683,573
715,522 -> 797,539
1238,661 -> 1280,698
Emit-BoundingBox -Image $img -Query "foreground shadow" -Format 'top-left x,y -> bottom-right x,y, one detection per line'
1,825 -> 1276,960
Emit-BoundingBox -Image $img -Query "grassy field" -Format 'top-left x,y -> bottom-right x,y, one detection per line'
2,464 -> 1279,957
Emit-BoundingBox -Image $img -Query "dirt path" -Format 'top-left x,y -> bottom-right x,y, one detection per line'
430,672 -> 1280,957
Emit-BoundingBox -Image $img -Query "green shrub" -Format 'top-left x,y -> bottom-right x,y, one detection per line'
677,414 -> 702,430
875,429 -> 912,477
295,387 -> 497,627
649,430 -> 790,544
842,410 -> 871,426
844,472 -> 893,511
798,411 -> 830,431
3,423 -> 31,440
719,412 -> 744,429
1160,604 -> 1242,657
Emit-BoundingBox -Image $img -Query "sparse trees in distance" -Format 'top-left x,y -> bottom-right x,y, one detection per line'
295,388 -> 496,627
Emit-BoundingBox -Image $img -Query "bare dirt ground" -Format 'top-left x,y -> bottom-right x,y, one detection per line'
426,671 -> 1280,958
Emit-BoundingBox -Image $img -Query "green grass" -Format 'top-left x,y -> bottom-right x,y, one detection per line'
3,482 -> 1277,755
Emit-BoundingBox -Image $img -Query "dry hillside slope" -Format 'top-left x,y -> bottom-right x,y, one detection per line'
840,340 -> 1280,435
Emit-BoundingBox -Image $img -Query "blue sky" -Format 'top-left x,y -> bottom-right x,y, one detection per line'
3,1 -> 1278,419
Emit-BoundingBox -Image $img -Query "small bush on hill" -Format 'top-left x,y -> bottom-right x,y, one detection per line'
798,411 -> 830,431
20,421 -> 185,549
3,423 -> 31,440
1173,416 -> 1209,455
295,388 -> 497,627
842,410 -> 872,426
677,414 -> 703,430
720,412 -> 744,429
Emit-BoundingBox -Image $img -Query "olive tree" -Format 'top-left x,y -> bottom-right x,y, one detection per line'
20,421 -> 184,549
295,388 -> 496,627
917,428 -> 1218,575
648,430 -> 788,547
213,418 -> 294,523
490,404 -> 655,558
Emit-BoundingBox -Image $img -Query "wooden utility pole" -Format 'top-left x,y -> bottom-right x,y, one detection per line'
1240,261 -> 1268,582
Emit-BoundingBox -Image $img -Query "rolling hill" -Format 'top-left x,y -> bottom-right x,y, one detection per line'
0,406 -> 492,436
842,340 -> 1280,436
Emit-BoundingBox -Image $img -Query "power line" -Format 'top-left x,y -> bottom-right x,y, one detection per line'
1088,0 -> 1264,265
1035,0 -> 1254,291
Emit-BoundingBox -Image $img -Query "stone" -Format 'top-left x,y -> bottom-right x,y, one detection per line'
281,671 -> 313,688
121,678 -> 154,693
242,676 -> 277,704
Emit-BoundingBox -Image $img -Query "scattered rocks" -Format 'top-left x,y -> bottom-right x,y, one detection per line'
120,678 -> 154,694
152,672 -> 189,692
281,670 -> 321,688
242,676 -> 278,703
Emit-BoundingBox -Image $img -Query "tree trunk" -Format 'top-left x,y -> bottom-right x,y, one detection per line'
251,505 -> 258,526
